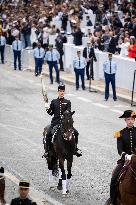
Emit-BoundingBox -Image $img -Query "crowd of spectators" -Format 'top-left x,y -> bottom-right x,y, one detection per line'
0,0 -> 136,58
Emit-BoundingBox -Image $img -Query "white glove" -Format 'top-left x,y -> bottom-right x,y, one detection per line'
125,154 -> 132,161
45,103 -> 49,109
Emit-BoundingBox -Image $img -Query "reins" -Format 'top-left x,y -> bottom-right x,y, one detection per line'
130,166 -> 136,180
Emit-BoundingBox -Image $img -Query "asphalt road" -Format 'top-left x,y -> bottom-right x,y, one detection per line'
0,65 -> 133,205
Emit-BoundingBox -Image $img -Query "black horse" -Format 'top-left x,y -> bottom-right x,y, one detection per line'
43,110 -> 76,195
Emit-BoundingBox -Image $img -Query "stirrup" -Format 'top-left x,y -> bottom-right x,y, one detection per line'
42,151 -> 49,158
75,148 -> 82,157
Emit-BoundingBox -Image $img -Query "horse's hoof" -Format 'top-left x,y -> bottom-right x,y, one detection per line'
50,186 -> 55,191
66,190 -> 69,194
62,193 -> 67,198
57,185 -> 62,190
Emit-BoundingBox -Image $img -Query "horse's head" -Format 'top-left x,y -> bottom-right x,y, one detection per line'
61,110 -> 75,141
61,110 -> 75,130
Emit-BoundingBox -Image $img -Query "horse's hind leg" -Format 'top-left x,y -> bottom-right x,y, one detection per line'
57,168 -> 62,190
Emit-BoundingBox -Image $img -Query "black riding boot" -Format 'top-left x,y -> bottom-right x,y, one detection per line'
43,129 -> 52,158
74,132 -> 82,157
110,180 -> 116,205
75,144 -> 82,157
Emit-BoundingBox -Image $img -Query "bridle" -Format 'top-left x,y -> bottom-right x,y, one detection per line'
130,154 -> 136,180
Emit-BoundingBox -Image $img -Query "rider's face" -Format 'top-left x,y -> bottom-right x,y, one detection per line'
58,90 -> 65,98
18,188 -> 29,199
125,117 -> 135,128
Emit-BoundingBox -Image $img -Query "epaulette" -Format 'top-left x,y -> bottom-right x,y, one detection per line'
114,129 -> 123,138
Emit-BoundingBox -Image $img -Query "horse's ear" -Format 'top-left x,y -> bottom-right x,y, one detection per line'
71,111 -> 75,115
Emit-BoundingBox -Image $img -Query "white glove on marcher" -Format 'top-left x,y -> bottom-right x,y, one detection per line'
45,103 -> 49,109
125,154 -> 132,161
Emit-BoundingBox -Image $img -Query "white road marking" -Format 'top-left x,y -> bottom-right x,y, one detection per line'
110,109 -> 123,114
92,103 -> 108,108
0,122 -> 38,132
0,123 -> 41,147
113,104 -> 129,108
77,97 -> 92,102
0,156 -> 43,163
4,170 -> 63,205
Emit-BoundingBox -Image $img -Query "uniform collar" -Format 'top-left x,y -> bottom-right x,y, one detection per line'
126,126 -> 134,130
58,97 -> 64,100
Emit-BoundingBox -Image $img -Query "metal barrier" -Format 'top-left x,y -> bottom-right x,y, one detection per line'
131,70 -> 136,106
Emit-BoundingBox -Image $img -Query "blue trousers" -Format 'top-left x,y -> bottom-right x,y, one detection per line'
0,45 -> 5,63
35,58 -> 43,76
74,68 -> 85,89
48,61 -> 60,83
13,50 -> 21,70
104,72 -> 117,100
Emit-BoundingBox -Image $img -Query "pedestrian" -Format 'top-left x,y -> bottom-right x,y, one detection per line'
73,50 -> 86,90
33,42 -> 45,76
103,53 -> 117,101
0,32 -> 6,64
10,180 -> 37,205
12,36 -> 22,71
83,41 -> 97,80
109,110 -> 136,205
45,44 -> 60,84
55,30 -> 66,71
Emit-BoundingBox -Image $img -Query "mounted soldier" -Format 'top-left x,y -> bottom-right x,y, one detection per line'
43,82 -> 82,158
109,110 -> 136,205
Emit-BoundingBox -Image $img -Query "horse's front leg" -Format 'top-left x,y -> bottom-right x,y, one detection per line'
59,159 -> 67,195
67,158 -> 73,193
47,159 -> 55,190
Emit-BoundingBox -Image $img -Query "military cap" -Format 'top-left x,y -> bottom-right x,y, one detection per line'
19,180 -> 30,189
58,82 -> 65,91
119,110 -> 136,118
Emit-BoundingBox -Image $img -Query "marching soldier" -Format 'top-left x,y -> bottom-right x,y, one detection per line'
73,50 -> 86,90
10,180 -> 37,205
0,32 -> 6,64
44,83 -> 82,157
109,110 -> 136,205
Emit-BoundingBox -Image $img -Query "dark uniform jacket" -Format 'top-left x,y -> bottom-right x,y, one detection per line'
116,127 -> 136,156
10,197 -> 37,205
47,97 -> 71,127
83,47 -> 97,61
